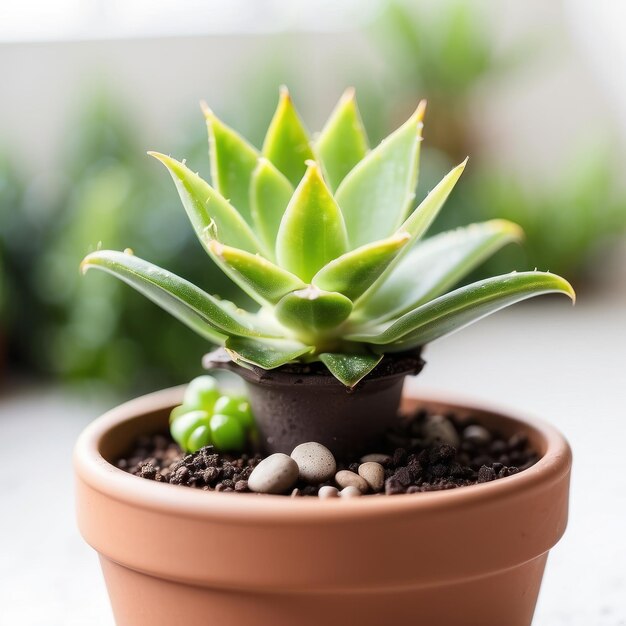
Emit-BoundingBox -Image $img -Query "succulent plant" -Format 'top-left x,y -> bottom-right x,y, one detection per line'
81,88 -> 574,388
169,375 -> 255,453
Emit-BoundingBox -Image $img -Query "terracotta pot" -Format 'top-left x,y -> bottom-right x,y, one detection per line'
204,348 -> 424,458
74,387 -> 571,626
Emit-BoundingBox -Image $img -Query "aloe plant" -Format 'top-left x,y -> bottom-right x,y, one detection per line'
81,88 -> 574,388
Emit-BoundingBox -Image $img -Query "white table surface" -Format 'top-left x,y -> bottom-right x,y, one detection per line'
1,290 -> 625,626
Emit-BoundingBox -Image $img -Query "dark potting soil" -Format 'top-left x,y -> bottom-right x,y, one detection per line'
116,409 -> 539,496
203,347 -> 424,381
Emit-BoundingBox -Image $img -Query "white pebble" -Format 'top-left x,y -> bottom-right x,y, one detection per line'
340,486 -> 362,498
358,462 -> 385,492
291,442 -> 337,484
248,453 -> 299,494
423,415 -> 460,448
360,453 -> 391,464
335,470 -> 369,493
463,425 -> 492,445
318,486 -> 339,499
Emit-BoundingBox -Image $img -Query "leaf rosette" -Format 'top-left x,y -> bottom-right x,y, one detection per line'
82,88 -> 574,387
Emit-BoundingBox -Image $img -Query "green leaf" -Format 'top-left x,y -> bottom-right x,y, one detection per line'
81,250 -> 278,341
335,102 -> 425,248
398,159 -> 467,239
262,87 -> 315,187
275,286 -> 353,334
354,159 -> 467,308
203,104 -> 259,224
207,240 -> 305,305
319,352 -> 383,387
225,336 -> 314,370
312,232 -> 410,301
347,271 -> 575,349
148,152 -> 261,254
316,88 -> 369,191
250,157 -> 294,258
356,220 -> 523,322
275,161 -> 348,282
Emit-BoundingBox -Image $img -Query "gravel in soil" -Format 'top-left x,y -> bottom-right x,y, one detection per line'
117,409 -> 538,496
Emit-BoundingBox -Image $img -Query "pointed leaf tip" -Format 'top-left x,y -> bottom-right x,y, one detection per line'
415,99 -> 427,122
204,110 -> 260,223
304,159 -> 319,171
348,271 -> 577,349
225,336 -> 314,370
149,152 -> 261,254
80,250 -> 276,343
275,157 -> 348,281
205,240 -> 306,305
340,86 -> 356,102
263,87 -> 314,187
553,273 -> 576,303
354,219 -> 531,323
250,157 -> 293,257
200,100 -> 212,119
492,219 -> 525,242
150,150 -> 181,171
335,108 -> 423,247
320,352 -> 383,388
353,160 -> 468,308
79,256 -> 90,275
406,101 -> 427,130
313,232 -> 411,301
316,88 -> 369,191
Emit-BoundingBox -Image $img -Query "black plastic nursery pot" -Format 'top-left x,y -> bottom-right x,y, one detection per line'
203,348 -> 425,458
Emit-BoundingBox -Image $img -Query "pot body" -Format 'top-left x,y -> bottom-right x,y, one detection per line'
75,387 -> 571,626
238,365 -> 416,458
204,349 -> 424,458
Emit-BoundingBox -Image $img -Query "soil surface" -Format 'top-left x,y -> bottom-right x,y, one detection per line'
117,409 -> 539,496
203,347 -> 424,381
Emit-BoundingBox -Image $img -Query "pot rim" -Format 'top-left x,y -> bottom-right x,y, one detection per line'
202,347 -> 424,387
74,386 -> 571,524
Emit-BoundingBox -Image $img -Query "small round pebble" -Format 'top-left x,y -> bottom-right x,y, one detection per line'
247,453 -> 299,494
360,453 -> 391,464
318,485 -> 339,499
339,486 -> 362,498
463,424 -> 492,445
358,462 -> 385,492
291,442 -> 337,484
335,470 -> 369,493
422,414 -> 460,447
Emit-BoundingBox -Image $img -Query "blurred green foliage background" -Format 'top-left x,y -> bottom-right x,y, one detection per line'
1,0 -> 624,393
